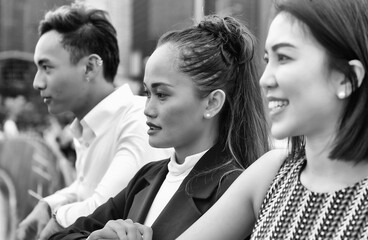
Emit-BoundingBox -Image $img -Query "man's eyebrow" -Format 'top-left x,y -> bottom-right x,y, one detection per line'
35,58 -> 50,66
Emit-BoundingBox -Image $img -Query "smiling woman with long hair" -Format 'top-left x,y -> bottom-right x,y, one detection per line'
175,0 -> 368,239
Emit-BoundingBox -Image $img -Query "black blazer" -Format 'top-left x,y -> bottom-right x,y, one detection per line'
49,144 -> 242,240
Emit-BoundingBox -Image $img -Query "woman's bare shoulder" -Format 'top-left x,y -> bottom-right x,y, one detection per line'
257,148 -> 288,168
246,148 -> 288,177
244,148 -> 288,213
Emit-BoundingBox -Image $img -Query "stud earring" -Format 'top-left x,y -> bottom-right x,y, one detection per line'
86,77 -> 90,82
338,91 -> 346,99
205,113 -> 211,119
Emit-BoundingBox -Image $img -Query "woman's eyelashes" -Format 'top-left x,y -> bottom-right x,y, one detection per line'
143,88 -> 169,101
155,91 -> 168,100
277,53 -> 292,63
263,52 -> 292,65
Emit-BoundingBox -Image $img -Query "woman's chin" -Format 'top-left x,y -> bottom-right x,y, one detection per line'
271,128 -> 289,141
149,139 -> 171,149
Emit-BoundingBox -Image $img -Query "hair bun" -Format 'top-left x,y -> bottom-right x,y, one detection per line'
198,15 -> 254,65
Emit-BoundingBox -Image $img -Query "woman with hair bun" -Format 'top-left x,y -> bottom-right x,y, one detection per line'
49,15 -> 269,240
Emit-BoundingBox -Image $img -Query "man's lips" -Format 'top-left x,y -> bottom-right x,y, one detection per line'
42,96 -> 52,104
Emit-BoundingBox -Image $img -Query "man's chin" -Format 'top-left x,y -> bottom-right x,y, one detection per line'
47,107 -> 64,116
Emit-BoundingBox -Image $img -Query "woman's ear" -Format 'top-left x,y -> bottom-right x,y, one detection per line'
203,89 -> 226,119
349,60 -> 365,88
335,60 -> 365,99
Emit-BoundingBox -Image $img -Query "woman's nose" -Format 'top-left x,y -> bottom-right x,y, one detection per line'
259,64 -> 277,90
144,98 -> 157,119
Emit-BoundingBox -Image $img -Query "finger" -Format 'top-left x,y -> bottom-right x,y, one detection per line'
136,229 -> 143,240
90,237 -> 120,239
105,219 -> 142,240
17,220 -> 37,233
125,226 -> 139,240
15,228 -> 26,240
37,222 -> 50,240
38,227 -> 52,240
116,220 -> 138,240
15,229 -> 27,240
104,220 -> 130,240
15,224 -> 37,240
122,219 -> 141,240
134,223 -> 153,240
88,228 -> 119,240
124,219 -> 134,224
36,221 -> 48,236
38,231 -> 47,240
36,219 -> 54,240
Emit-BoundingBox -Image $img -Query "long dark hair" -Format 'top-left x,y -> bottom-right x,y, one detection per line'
158,15 -> 269,169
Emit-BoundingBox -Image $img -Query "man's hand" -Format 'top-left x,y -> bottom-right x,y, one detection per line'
15,200 -> 51,240
38,217 -> 65,240
87,219 -> 153,240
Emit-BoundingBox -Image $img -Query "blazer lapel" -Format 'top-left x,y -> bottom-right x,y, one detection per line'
185,143 -> 230,199
127,163 -> 168,222
151,143 -> 231,240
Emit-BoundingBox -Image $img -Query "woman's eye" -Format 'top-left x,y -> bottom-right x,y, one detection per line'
277,54 -> 291,63
263,54 -> 269,64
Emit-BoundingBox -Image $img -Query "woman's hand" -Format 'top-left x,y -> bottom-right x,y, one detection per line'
87,219 -> 153,240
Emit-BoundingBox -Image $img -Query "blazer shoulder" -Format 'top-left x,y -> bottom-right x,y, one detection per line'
140,158 -> 169,172
216,166 -> 242,195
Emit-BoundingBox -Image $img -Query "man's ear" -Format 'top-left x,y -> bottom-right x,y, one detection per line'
84,54 -> 103,81
336,60 -> 365,99
203,89 -> 226,119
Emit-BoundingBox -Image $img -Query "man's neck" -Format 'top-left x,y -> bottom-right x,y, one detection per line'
75,81 -> 115,119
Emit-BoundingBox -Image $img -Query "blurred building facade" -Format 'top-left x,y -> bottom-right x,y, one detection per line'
0,0 -> 273,107
84,0 -> 273,89
0,0 -> 72,131
0,0 -> 66,53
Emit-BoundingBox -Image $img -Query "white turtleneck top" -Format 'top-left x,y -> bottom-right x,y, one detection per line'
143,149 -> 208,226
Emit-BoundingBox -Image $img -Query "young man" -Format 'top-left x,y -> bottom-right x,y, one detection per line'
15,4 -> 170,240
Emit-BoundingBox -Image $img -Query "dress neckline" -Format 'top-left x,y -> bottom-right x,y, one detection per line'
295,156 -> 368,196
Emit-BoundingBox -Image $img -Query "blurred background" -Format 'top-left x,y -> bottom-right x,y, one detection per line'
0,0 -> 273,239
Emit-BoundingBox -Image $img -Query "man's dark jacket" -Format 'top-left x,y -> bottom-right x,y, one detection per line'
49,143 -> 242,240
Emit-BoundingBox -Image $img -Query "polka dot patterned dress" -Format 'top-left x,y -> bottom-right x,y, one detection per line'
251,154 -> 368,240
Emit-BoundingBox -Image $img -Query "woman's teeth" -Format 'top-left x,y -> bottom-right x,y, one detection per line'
268,100 -> 288,112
